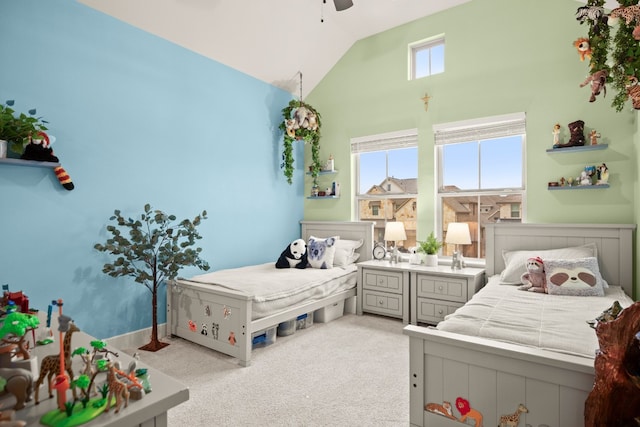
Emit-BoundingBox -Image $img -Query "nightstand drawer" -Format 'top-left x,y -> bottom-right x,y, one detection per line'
362,290 -> 402,317
362,269 -> 403,294
416,298 -> 462,324
415,274 -> 467,303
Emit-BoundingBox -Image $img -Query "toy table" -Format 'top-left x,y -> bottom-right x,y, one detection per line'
1,313 -> 188,427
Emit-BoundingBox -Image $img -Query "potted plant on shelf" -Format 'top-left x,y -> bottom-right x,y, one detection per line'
418,232 -> 442,267
278,99 -> 322,185
94,204 -> 210,351
0,100 -> 48,157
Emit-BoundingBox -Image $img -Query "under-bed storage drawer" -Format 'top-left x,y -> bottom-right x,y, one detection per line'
414,274 -> 467,303
362,269 -> 403,293
415,297 -> 462,324
362,289 -> 403,318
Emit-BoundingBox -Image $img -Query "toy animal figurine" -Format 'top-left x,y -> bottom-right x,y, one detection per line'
580,70 -> 608,102
609,5 -> 640,26
573,37 -> 592,61
455,397 -> 483,427
597,163 -> 609,184
499,403 -> 528,427
105,362 -> 129,414
519,257 -> 547,293
0,368 -> 33,410
34,322 -> 79,404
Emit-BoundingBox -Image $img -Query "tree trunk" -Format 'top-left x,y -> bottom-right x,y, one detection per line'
138,282 -> 169,352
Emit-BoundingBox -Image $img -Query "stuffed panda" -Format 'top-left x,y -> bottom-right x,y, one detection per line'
276,238 -> 309,269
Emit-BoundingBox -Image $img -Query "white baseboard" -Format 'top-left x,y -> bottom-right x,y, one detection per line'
106,323 -> 168,350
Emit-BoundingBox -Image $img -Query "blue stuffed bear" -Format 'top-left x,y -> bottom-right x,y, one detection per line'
276,239 -> 309,269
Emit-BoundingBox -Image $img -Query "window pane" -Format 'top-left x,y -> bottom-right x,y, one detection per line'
442,142 -> 479,190
480,136 -> 523,189
430,43 -> 445,74
388,147 -> 418,186
441,193 -> 523,259
359,151 -> 386,194
414,49 -> 429,79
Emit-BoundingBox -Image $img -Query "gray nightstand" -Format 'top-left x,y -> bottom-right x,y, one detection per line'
357,260 -> 411,324
409,265 -> 485,325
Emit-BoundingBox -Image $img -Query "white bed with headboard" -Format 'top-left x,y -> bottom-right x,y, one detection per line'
167,220 -> 374,366
403,223 -> 636,427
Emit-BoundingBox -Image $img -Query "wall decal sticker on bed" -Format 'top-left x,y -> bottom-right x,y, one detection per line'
200,323 -> 208,336
211,323 -> 219,340
498,403 -> 528,427
455,397 -> 483,427
223,306 -> 232,319
424,401 -> 456,420
229,331 -> 236,346
205,305 -> 211,317
188,320 -> 197,332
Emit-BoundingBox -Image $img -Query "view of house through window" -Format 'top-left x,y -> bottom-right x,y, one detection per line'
435,114 -> 526,260
352,130 -> 418,252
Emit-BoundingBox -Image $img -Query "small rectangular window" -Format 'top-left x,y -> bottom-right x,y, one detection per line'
409,35 -> 445,80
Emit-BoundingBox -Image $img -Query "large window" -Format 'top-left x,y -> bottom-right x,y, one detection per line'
435,113 -> 526,260
409,35 -> 445,80
352,129 -> 418,251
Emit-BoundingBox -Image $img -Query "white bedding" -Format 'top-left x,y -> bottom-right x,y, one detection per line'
437,275 -> 635,358
182,263 -> 357,319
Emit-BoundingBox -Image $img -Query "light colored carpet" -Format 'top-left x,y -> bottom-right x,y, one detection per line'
125,313 -> 409,427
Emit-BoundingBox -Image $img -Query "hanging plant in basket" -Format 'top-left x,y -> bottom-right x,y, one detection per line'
278,99 -> 322,185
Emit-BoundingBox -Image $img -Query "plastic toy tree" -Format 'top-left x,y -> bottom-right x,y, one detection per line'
94,204 -> 210,351
0,311 -> 40,360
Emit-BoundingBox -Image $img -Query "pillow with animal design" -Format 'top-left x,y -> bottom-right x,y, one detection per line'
307,236 -> 338,269
545,257 -> 605,296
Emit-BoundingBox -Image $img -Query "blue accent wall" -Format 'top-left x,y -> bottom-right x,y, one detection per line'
0,0 -> 303,339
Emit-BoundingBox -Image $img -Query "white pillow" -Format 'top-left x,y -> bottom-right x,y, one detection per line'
307,236 -> 339,269
333,239 -> 364,267
500,243 -> 598,284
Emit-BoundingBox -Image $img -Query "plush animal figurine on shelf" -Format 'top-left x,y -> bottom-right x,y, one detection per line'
275,239 -> 308,269
580,70 -> 608,103
20,132 -> 74,191
519,256 -> 547,293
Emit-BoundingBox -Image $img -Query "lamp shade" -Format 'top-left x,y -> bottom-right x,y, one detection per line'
384,222 -> 407,242
445,222 -> 471,245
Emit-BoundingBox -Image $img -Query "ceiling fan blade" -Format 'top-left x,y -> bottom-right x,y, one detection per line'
333,0 -> 353,11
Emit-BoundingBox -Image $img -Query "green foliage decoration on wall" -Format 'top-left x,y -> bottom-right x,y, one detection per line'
582,0 -> 640,111
278,99 -> 322,185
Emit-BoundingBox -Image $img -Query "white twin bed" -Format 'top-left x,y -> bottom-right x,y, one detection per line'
404,223 -> 636,427
167,220 -> 374,366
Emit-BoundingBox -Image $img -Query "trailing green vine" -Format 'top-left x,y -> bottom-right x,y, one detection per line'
580,0 -> 640,111
278,99 -> 322,185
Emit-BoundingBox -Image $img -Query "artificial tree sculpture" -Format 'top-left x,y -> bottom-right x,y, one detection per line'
94,204 -> 209,351
0,311 -> 40,360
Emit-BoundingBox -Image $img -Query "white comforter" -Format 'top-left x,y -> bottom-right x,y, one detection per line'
437,275 -> 635,358
182,263 -> 357,319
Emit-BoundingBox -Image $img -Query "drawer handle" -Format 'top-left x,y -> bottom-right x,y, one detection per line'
438,309 -> 444,315
438,286 -> 443,291
379,300 -> 384,305
379,279 -> 384,284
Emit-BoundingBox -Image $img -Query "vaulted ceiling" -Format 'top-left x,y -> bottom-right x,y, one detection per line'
79,0 -> 472,95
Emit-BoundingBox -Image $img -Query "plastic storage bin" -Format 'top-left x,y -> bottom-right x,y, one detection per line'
314,300 -> 345,323
295,312 -> 313,330
277,319 -> 296,336
251,326 -> 276,348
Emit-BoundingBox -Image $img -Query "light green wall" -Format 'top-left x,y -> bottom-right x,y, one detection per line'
305,0 -> 639,296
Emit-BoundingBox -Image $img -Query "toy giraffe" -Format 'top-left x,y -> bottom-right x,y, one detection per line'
499,403 -> 528,427
105,363 -> 129,414
34,322 -> 79,405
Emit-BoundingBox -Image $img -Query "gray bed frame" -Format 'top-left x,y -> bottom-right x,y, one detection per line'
403,223 -> 636,427
167,220 -> 374,366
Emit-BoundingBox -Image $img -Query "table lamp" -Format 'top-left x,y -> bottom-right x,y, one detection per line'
384,222 -> 407,264
446,222 -> 471,270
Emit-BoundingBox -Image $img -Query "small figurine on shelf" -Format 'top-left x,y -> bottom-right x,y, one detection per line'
597,163 -> 609,184
580,170 -> 592,186
552,123 -> 561,147
324,154 -> 334,172
589,129 -> 601,145
311,184 -> 319,197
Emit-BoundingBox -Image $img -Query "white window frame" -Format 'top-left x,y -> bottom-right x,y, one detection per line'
351,128 -> 419,241
434,113 -> 527,262
408,34 -> 445,80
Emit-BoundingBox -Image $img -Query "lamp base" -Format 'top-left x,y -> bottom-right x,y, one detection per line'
451,250 -> 463,270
